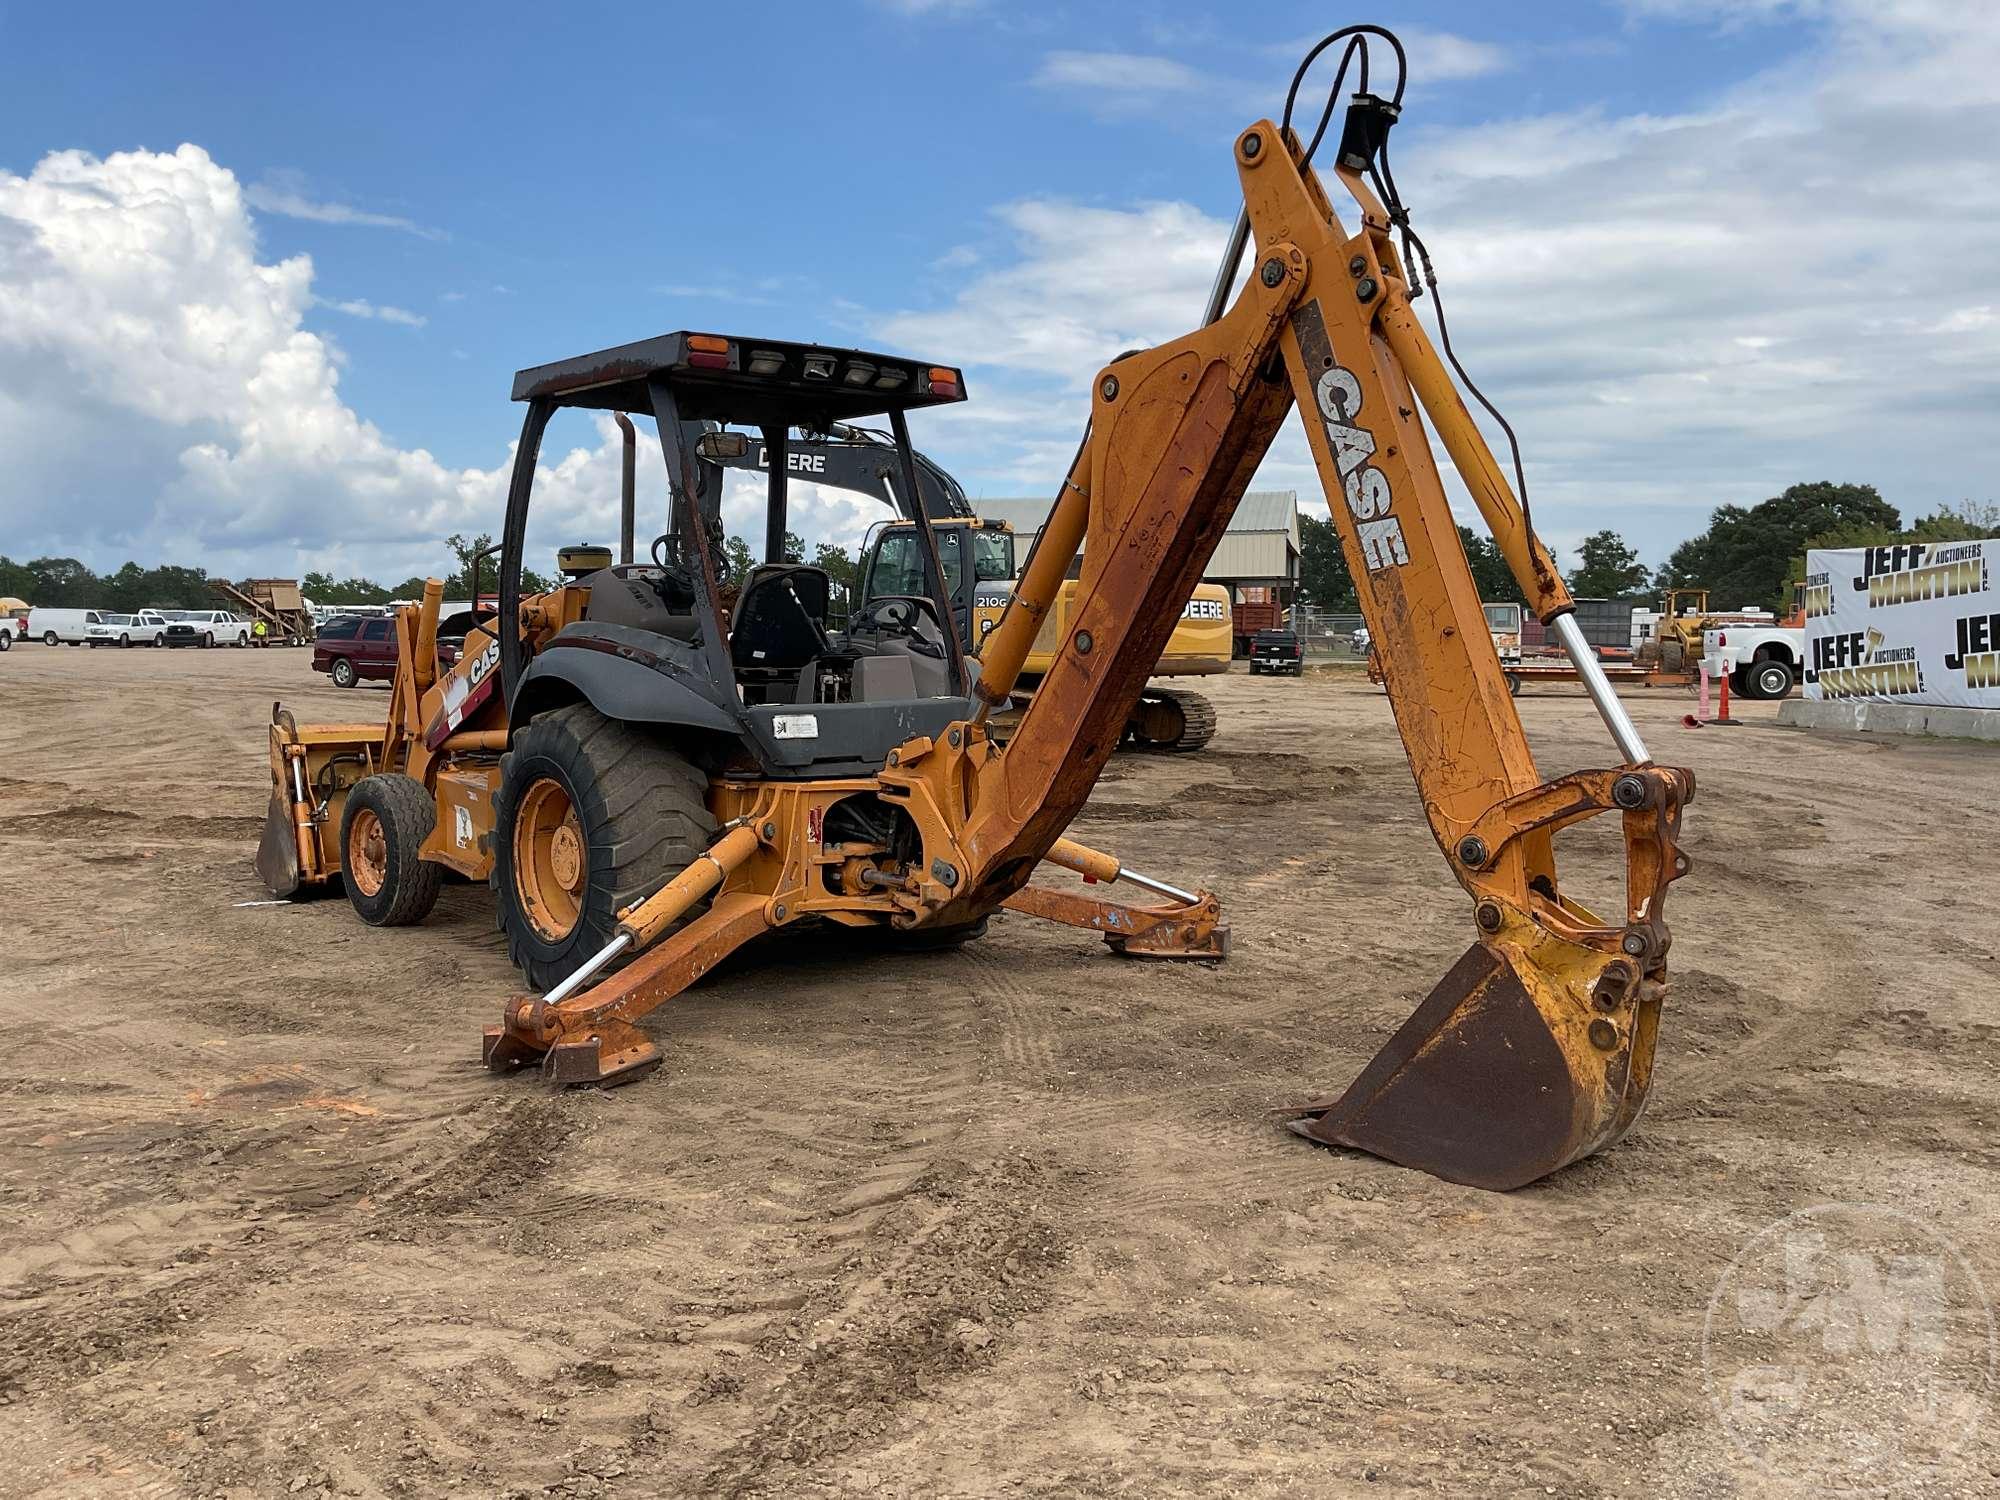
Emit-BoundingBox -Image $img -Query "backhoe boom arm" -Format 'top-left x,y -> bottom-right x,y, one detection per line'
955,116 -> 1694,1188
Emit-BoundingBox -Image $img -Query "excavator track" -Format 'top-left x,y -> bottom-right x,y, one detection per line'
1126,686 -> 1218,753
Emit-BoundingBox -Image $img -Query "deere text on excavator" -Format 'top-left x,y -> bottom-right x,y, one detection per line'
710,427 -> 1231,751
256,24 -> 1695,1192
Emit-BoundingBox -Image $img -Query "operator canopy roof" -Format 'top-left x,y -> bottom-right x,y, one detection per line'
511,331 -> 967,427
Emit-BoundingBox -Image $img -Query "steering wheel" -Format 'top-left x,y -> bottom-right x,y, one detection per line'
855,595 -> 947,654
646,535 -> 700,598
858,596 -> 919,633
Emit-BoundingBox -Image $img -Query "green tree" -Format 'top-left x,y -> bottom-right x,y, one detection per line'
145,565 -> 213,608
1458,527 -> 1525,605
1296,512 -> 1357,612
1567,530 -> 1651,598
812,540 -> 860,620
331,576 -> 394,604
1660,481 -> 1899,612
724,535 -> 757,586
22,557 -> 98,607
0,555 -> 34,602
1910,499 -> 2000,541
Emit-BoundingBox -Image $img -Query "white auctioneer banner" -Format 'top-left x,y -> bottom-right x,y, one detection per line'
1803,541 -> 2000,708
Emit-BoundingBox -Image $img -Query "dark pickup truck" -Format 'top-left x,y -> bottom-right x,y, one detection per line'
1248,628 -> 1304,676
311,614 -> 457,687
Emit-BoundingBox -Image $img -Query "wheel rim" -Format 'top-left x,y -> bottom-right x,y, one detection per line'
1758,665 -> 1786,695
347,808 -> 388,897
514,776 -> 586,942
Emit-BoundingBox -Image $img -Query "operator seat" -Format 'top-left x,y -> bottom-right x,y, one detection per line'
730,564 -> 833,676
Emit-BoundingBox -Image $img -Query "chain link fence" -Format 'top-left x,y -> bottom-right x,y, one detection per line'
1293,609 -> 1368,658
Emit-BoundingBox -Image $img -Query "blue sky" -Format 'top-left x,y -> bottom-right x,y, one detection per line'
2,1 -> 1993,585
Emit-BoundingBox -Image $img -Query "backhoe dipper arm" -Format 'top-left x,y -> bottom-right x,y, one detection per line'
956,115 -> 1694,1190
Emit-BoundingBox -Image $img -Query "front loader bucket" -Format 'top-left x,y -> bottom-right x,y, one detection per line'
254,786 -> 302,898
1290,938 -> 1659,1192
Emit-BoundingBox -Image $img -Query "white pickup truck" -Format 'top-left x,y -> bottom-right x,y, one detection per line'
1703,622 -> 1804,699
162,609 -> 253,648
86,609 -> 172,647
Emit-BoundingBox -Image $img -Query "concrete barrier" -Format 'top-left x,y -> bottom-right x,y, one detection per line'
1778,699 -> 2000,742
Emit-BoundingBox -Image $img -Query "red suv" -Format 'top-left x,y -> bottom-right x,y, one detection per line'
312,614 -> 457,687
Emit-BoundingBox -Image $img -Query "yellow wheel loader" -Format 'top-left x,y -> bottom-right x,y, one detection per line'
257,24 -> 1695,1191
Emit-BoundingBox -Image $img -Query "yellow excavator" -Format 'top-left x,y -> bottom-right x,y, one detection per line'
713,429 -> 1231,749
872,515 -> 1231,751
256,24 -> 1694,1192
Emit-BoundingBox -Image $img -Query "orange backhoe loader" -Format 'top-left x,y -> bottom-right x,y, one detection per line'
257,25 -> 1693,1191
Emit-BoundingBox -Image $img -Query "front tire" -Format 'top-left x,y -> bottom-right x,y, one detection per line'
329,657 -> 357,688
492,704 -> 716,992
201,631 -> 214,648
339,774 -> 444,927
119,634 -> 132,648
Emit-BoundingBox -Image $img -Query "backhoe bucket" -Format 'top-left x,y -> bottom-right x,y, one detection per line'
1290,937 -> 1659,1192
254,786 -> 302,898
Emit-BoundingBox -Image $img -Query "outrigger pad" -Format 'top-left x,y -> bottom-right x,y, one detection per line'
1290,941 -> 1636,1192
253,787 -> 301,898
484,1017 -> 662,1087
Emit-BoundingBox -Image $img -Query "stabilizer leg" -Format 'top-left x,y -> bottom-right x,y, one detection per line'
1001,883 -> 1229,959
484,890 -> 774,1086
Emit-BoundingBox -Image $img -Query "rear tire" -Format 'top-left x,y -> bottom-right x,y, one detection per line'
339,774 -> 444,927
42,631 -> 58,646
492,704 -> 716,992
1747,657 -> 1795,700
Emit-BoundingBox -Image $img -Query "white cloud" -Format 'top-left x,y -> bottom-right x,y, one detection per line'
879,2 -> 2000,565
1032,50 -> 1206,103
1404,27 -> 1512,81
317,296 -> 428,328
0,144 -> 902,584
245,175 -> 444,241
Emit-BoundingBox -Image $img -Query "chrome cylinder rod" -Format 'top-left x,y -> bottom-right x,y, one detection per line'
1550,612 -> 1650,766
543,932 -> 632,1006
1202,207 -> 1253,327
1117,866 -> 1200,907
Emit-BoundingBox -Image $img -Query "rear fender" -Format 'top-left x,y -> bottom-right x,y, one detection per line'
508,637 -> 742,740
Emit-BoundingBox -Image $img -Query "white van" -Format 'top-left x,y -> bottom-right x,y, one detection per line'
27,607 -> 105,645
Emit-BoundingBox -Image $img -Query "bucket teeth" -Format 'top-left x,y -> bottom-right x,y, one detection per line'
1290,939 -> 1658,1192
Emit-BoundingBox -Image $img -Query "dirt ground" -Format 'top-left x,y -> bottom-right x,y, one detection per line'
2,642 -> 1996,1498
